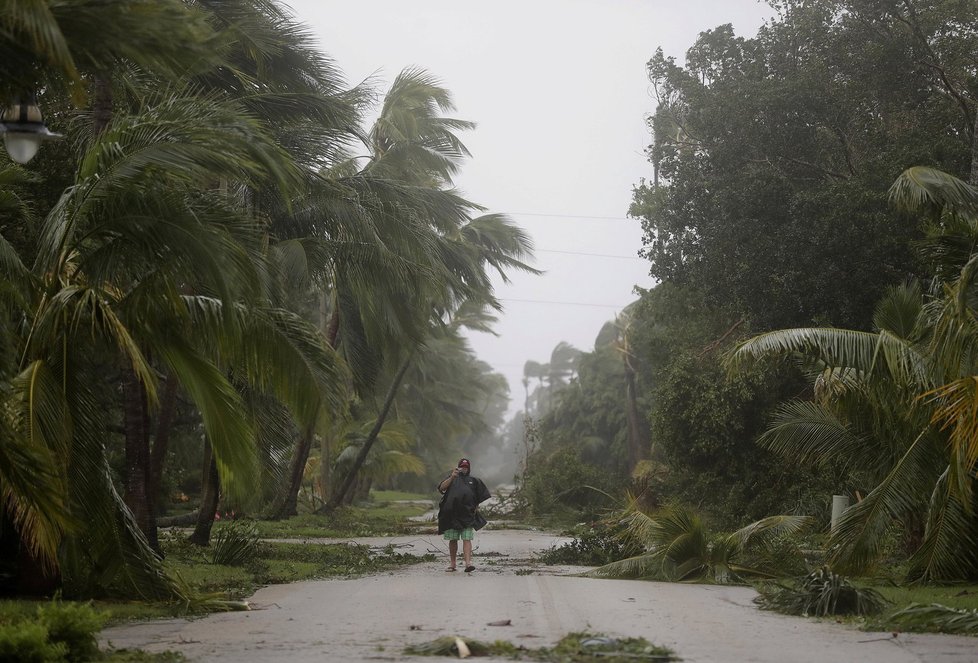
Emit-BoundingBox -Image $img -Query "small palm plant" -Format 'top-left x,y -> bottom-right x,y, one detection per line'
755,566 -> 888,617
587,501 -> 811,583
209,521 -> 261,567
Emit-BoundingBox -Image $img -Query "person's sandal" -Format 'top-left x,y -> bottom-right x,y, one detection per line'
464,565 -> 475,573
446,567 -> 456,572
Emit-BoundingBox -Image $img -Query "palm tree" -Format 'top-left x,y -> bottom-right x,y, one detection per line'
0,0 -> 358,593
727,167 -> 978,581
274,68 -> 537,516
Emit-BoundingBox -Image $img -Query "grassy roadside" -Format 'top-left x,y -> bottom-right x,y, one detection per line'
1,494 -> 440,660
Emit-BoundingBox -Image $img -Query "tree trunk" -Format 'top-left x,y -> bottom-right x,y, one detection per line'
93,74 -> 113,134
623,357 -> 650,472
189,442 -> 220,546
123,369 -> 157,552
320,356 -> 413,514
970,107 -> 978,187
271,424 -> 315,519
275,291 -> 337,518
148,373 -> 179,520
319,424 -> 334,504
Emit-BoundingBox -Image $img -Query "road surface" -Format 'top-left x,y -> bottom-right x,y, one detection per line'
100,529 -> 978,662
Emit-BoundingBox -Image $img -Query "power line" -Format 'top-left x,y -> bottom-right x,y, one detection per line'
511,211 -> 638,222
500,297 -> 626,309
537,248 -> 643,260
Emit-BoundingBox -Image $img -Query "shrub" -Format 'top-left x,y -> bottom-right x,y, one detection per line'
210,521 -> 261,566
37,601 -> 107,662
755,566 -> 888,616
0,621 -> 67,663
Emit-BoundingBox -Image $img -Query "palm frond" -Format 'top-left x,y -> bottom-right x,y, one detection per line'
907,467 -> 978,582
153,339 -> 257,506
888,166 -> 978,218
757,400 -> 872,469
829,429 -> 937,574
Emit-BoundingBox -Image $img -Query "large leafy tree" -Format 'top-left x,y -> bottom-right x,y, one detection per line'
632,0 -> 978,331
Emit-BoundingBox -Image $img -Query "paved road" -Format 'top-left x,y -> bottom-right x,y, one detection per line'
101,530 -> 978,662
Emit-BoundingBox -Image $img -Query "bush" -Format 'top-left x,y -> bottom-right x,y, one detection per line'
210,521 -> 261,566
0,621 -> 67,662
540,522 -> 643,566
37,601 -> 107,662
518,446 -> 620,519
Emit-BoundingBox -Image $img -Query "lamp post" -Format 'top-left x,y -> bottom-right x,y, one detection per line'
0,96 -> 61,164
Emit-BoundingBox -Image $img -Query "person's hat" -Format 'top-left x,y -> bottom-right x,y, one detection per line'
458,458 -> 470,468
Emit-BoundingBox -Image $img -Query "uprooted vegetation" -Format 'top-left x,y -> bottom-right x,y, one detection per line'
405,631 -> 677,661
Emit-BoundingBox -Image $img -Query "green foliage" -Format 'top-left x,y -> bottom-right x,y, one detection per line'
755,567 -> 889,617
252,503 -> 430,538
518,446 -> 620,519
888,603 -> 978,635
634,2 -> 978,330
0,600 -> 108,662
644,347 -> 837,528
36,601 -> 107,662
589,503 -> 812,583
729,275 -> 978,581
162,532 -> 429,601
405,632 -> 676,661
0,622 -> 67,662
209,521 -> 261,566
102,651 -> 186,662
539,521 -> 644,567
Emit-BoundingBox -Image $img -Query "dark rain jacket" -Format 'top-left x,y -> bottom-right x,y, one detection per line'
436,473 -> 490,533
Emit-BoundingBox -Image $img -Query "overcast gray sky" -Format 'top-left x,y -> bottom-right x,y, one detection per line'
286,0 -> 775,414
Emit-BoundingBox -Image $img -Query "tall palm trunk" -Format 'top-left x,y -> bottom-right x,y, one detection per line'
189,441 -> 220,546
320,356 -> 412,514
275,292 -> 336,518
971,109 -> 978,187
123,369 -> 157,552
148,374 -> 180,518
272,423 -> 315,519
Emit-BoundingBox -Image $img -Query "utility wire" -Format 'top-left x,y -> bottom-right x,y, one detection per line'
511,211 -> 638,222
500,297 -> 627,309
537,248 -> 643,260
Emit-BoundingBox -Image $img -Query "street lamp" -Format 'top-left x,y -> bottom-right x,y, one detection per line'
0,97 -> 60,164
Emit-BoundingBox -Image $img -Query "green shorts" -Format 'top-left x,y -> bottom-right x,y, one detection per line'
443,528 -> 475,541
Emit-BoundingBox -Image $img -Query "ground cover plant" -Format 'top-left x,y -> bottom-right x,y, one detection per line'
244,500 -> 433,539
160,531 -> 431,602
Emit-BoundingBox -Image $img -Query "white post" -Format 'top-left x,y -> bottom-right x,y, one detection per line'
831,494 -> 850,533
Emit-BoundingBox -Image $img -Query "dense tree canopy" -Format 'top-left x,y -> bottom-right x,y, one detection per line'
632,0 -> 977,330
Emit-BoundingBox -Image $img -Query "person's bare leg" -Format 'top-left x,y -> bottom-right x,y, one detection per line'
463,540 -> 473,569
448,540 -> 458,570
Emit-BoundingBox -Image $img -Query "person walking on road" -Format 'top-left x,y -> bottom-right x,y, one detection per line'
437,458 -> 490,572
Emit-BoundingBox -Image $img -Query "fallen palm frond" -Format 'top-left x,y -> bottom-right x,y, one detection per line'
888,603 -> 978,634
754,566 -> 888,617
404,632 -> 677,661
587,502 -> 812,583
